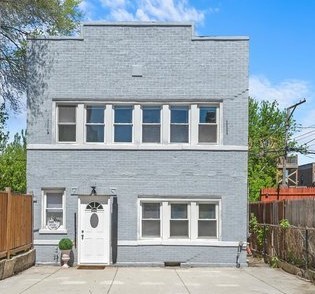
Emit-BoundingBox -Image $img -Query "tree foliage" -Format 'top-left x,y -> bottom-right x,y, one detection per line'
248,97 -> 302,201
0,130 -> 26,193
0,0 -> 82,111
0,103 -> 9,151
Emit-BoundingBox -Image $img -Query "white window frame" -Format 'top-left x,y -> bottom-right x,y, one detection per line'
197,203 -> 219,239
169,202 -> 190,238
169,105 -> 190,144
56,104 -> 77,143
140,202 -> 162,239
84,105 -> 105,143
53,102 -> 224,148
141,106 -> 162,143
39,188 -> 67,234
138,198 -> 220,243
113,105 -> 134,143
198,104 -> 220,144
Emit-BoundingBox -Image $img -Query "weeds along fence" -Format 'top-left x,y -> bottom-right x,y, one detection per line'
0,188 -> 33,259
250,224 -> 315,270
249,199 -> 315,270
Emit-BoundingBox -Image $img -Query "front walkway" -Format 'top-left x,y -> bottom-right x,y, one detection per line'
0,265 -> 314,294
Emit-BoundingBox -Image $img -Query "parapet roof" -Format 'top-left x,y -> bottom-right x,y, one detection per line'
28,22 -> 249,41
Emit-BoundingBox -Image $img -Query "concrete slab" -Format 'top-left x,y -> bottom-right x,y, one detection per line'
0,265 -> 314,294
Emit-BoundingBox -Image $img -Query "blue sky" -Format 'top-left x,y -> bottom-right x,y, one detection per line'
7,0 -> 315,163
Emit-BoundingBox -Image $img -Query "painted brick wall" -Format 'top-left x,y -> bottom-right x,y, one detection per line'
27,23 -> 249,265
27,24 -> 249,146
28,150 -> 247,264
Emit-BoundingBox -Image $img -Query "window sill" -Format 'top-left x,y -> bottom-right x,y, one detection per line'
28,143 -> 248,151
118,239 -> 239,247
39,229 -> 68,235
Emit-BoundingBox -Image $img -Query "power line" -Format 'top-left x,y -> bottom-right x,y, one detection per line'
297,124 -> 315,129
304,138 -> 315,145
294,130 -> 315,139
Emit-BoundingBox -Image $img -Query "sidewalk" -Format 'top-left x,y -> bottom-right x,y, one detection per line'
0,265 -> 314,294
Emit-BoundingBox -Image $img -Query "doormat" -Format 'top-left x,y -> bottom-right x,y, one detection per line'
77,265 -> 106,270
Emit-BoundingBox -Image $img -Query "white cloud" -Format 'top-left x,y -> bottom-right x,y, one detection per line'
100,0 -> 127,9
110,8 -> 135,21
79,0 -> 96,20
249,75 -> 310,108
100,0 -> 206,24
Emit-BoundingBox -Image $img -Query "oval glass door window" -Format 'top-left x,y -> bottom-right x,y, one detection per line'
90,213 -> 99,228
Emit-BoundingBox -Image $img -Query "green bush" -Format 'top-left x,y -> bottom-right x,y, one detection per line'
58,238 -> 73,250
279,219 -> 290,229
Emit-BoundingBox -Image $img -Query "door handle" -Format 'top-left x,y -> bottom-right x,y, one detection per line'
81,230 -> 84,240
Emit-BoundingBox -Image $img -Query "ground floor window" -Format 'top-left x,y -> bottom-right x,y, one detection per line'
139,199 -> 220,240
41,189 -> 66,232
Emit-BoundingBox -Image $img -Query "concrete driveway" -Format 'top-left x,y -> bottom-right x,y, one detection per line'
0,265 -> 314,294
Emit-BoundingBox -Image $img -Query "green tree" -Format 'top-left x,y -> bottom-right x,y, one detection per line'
0,0 -> 82,111
0,103 -> 9,151
0,130 -> 26,193
248,97 -> 302,201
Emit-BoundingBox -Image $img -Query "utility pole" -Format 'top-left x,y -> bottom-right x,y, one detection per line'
281,99 -> 306,186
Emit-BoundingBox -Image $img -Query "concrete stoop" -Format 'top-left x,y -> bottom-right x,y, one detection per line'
0,249 -> 36,280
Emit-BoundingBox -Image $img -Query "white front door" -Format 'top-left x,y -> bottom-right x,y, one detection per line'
78,196 -> 111,264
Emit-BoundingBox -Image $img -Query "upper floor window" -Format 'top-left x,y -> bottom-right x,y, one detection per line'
142,107 -> 161,143
170,106 -> 189,143
55,103 -> 222,146
58,105 -> 76,142
86,106 -> 104,142
114,106 -> 133,142
199,106 -> 217,143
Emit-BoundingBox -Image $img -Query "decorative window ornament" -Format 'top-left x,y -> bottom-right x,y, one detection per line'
47,217 -> 61,230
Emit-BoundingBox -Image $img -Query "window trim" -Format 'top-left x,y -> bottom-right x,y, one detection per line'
54,102 -> 223,147
140,202 -> 162,239
197,203 -> 219,239
198,104 -> 219,144
40,188 -> 67,234
57,105 -> 77,143
84,105 -> 105,143
169,202 -> 190,238
138,198 -> 221,243
169,106 -> 190,144
141,106 -> 162,144
113,105 -> 134,143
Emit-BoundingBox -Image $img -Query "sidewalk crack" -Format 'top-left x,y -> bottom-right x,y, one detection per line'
19,267 -> 61,294
175,269 -> 191,294
106,267 -> 119,294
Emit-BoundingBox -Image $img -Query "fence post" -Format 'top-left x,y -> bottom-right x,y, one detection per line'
305,228 -> 309,270
263,224 -> 266,259
5,187 -> 12,259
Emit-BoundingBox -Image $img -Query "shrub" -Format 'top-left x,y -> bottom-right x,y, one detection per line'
279,219 -> 290,229
58,238 -> 73,250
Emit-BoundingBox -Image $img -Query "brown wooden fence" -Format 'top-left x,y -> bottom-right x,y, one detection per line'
0,188 -> 33,259
249,224 -> 315,270
249,198 -> 315,227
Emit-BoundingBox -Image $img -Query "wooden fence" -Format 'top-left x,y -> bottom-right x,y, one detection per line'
0,188 -> 33,259
249,224 -> 315,270
249,198 -> 315,227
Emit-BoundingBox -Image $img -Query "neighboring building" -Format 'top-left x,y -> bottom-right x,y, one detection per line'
298,163 -> 315,186
277,155 -> 298,186
27,22 -> 249,266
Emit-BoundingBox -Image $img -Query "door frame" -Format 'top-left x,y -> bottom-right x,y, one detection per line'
77,195 -> 112,265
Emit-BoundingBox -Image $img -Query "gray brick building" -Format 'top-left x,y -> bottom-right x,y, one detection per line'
27,22 -> 249,266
